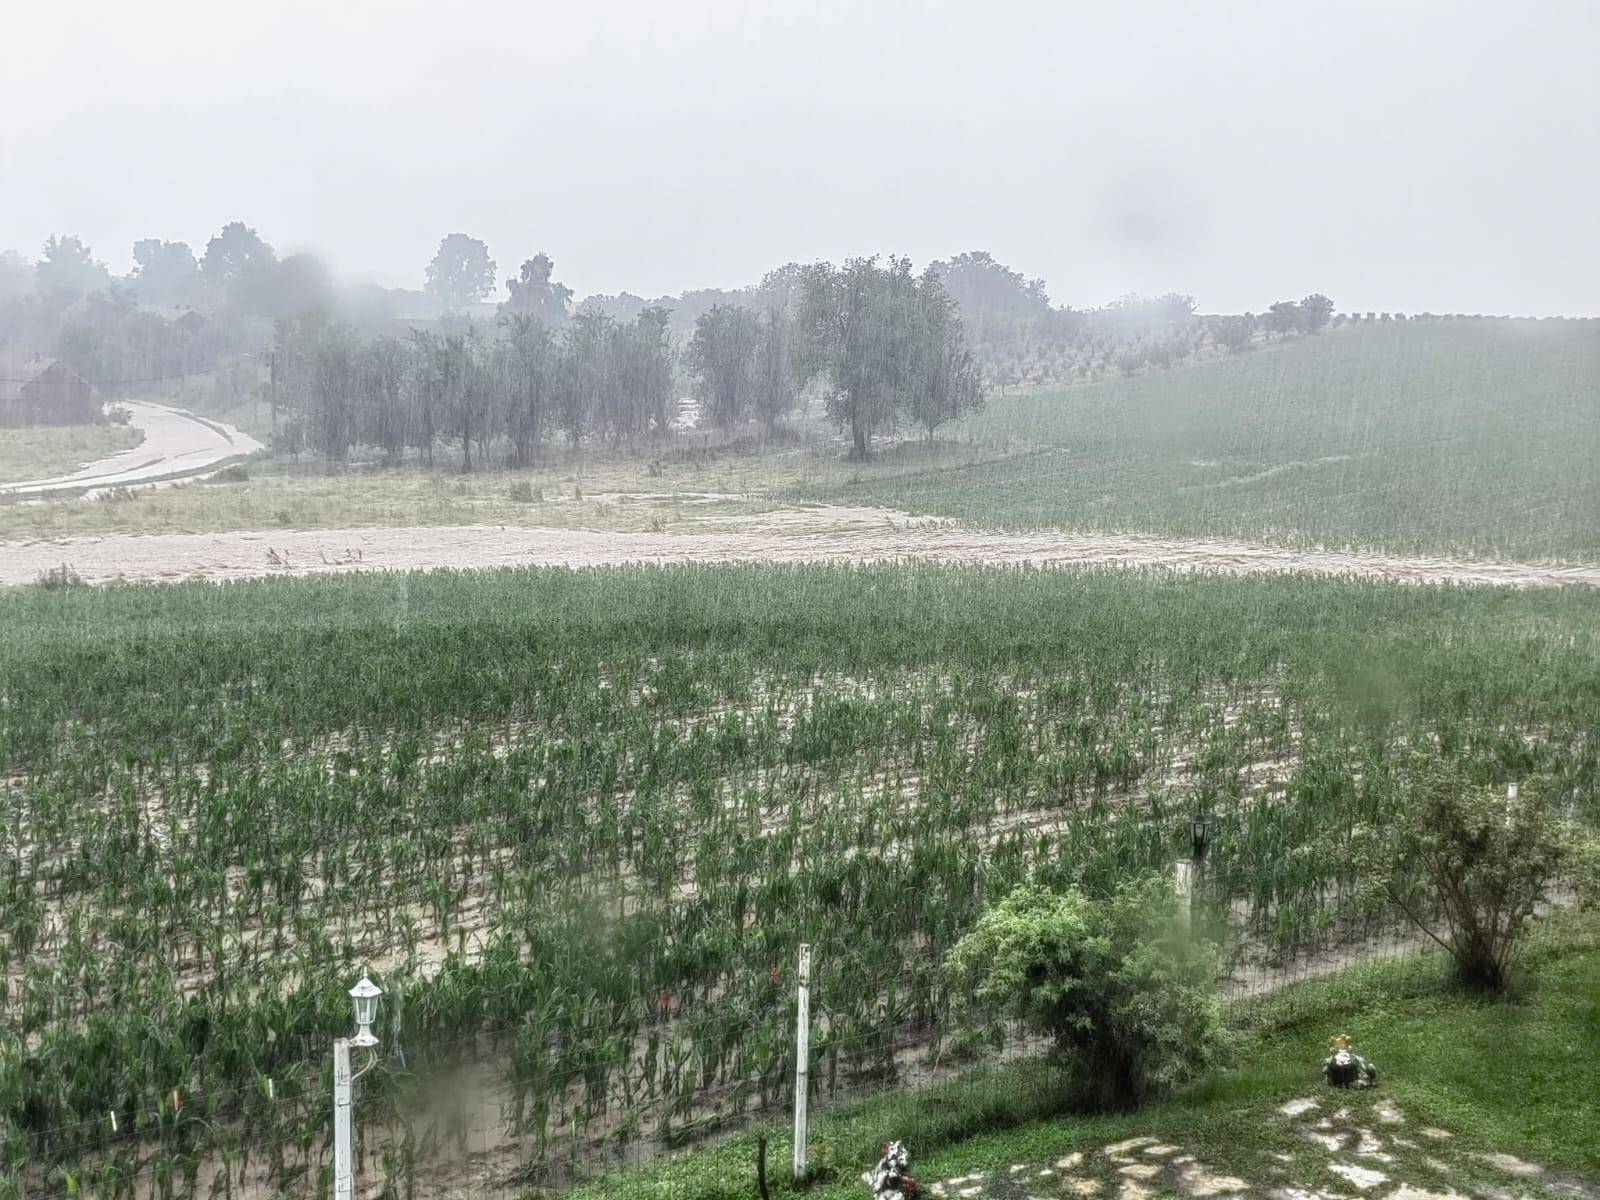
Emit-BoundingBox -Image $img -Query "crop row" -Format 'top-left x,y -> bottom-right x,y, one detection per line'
0,563 -> 1595,1198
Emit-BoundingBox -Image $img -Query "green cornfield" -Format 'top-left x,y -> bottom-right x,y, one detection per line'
0,563 -> 1595,1196
791,321 -> 1600,560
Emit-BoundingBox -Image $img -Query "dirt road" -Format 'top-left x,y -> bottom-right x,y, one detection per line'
0,400 -> 263,497
5,508 -> 1598,588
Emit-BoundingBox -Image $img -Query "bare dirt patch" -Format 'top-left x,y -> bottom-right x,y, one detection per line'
4,508 -> 1598,588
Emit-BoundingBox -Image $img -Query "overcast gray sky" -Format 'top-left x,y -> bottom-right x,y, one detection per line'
2,0 -> 1595,315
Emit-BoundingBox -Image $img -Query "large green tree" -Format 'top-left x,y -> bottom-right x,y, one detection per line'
685,304 -> 760,428
1299,293 -> 1335,333
908,266 -> 984,438
503,252 -> 573,326
795,256 -> 917,459
36,235 -> 112,302
501,314 -> 558,464
426,233 -> 496,313
753,305 -> 795,434
796,256 -> 981,457
202,222 -> 275,289
129,240 -> 200,308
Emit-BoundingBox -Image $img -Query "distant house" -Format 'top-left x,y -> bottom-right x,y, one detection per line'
0,354 -> 100,427
161,307 -> 208,336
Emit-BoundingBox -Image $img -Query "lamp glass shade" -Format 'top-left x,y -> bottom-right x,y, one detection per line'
349,976 -> 382,1036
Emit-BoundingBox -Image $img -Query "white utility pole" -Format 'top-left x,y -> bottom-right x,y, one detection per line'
332,1038 -> 354,1200
793,943 -> 812,1182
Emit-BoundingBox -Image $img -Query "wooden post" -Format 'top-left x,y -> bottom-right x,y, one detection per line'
793,943 -> 812,1181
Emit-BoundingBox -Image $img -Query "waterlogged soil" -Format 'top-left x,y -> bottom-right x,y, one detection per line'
5,506 -> 1600,587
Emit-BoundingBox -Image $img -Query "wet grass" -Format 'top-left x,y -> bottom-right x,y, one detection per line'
0,420 -> 142,484
790,322 -> 1600,561
572,911 -> 1600,1200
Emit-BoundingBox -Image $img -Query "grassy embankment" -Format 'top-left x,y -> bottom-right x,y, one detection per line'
0,421 -> 143,484
574,912 -> 1600,1200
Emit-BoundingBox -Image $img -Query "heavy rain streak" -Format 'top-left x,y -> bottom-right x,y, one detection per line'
0,4 -> 1596,1200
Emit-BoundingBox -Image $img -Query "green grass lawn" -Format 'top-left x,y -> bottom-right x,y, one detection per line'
0,420 -> 142,484
791,322 -> 1600,561
572,912 -> 1600,1200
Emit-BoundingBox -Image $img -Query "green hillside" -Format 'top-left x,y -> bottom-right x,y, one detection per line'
795,321 -> 1600,560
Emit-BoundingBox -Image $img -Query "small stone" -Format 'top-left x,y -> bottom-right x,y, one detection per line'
1374,1099 -> 1404,1125
1178,1164 -> 1250,1196
1037,1168 -> 1055,1178
1011,1164 -> 1027,1174
959,1187 -> 983,1198
1280,1098 -> 1321,1118
1119,1163 -> 1162,1180
1305,1129 -> 1349,1151
1143,1144 -> 1179,1157
1064,1181 -> 1103,1197
1475,1152 -> 1543,1178
1389,1188 -> 1469,1200
1328,1162 -> 1389,1190
1353,1129 -> 1393,1161
1105,1136 -> 1160,1157
1420,1128 -> 1452,1141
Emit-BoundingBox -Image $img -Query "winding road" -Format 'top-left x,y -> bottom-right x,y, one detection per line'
0,400 -> 263,497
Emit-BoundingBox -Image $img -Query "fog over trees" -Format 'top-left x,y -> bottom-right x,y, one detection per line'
0,214 -> 1383,467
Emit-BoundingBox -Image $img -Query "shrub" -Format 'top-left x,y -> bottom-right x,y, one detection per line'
35,563 -> 85,589
943,876 -> 1222,1110
1358,758 -> 1575,992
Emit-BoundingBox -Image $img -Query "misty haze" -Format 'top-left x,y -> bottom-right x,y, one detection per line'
0,4 -> 1597,1200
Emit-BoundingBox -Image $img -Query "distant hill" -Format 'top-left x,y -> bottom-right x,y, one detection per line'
795,320 -> 1600,561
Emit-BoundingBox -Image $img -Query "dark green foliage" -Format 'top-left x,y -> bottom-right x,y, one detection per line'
945,879 -> 1222,1109
1358,759 -> 1577,991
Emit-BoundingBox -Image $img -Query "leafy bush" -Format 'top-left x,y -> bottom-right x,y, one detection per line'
1359,758 -> 1575,991
943,876 -> 1222,1110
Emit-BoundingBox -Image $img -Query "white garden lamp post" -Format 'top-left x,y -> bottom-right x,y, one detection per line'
333,976 -> 383,1200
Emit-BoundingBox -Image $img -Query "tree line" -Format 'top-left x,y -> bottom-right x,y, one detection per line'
272,308 -> 674,466
271,255 -> 983,465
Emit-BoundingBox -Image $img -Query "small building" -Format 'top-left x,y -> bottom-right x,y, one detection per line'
161,307 -> 209,336
0,354 -> 100,427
